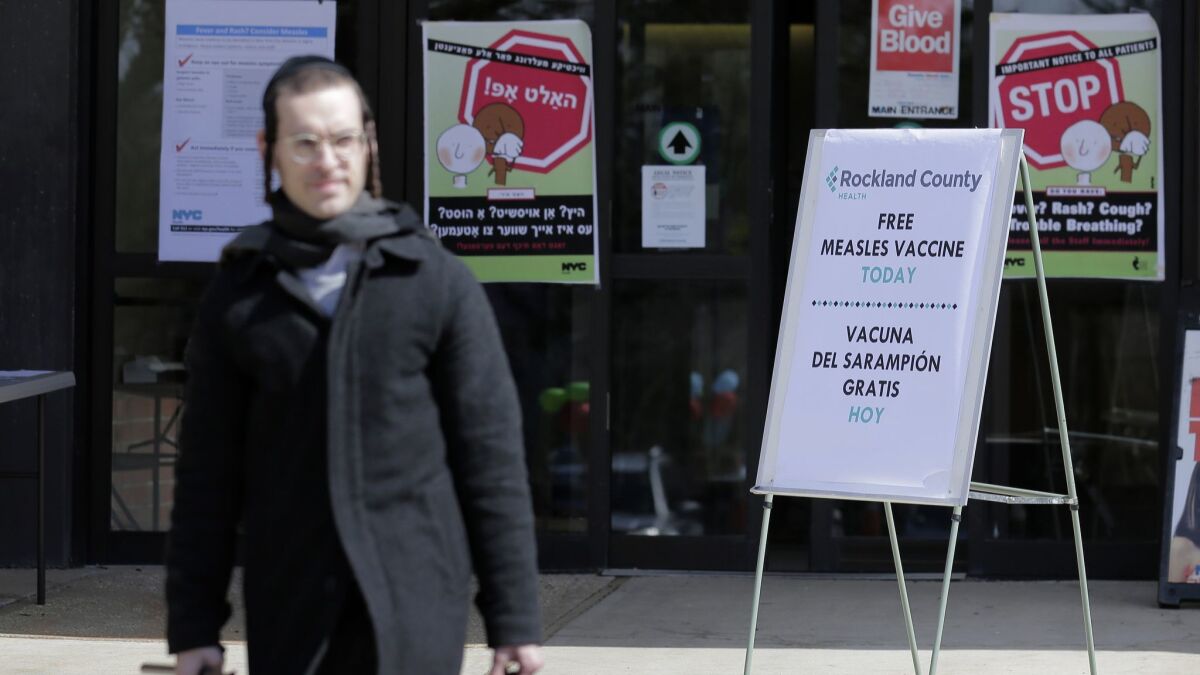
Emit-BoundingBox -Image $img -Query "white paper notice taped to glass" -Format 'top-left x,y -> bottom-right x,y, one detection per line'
158,0 -> 337,262
641,165 -> 706,249
754,129 -> 1023,506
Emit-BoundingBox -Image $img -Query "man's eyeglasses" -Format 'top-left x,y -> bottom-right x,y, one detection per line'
280,130 -> 366,164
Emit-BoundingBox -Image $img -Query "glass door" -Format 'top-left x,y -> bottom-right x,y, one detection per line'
95,0 -> 370,561
606,0 -> 776,570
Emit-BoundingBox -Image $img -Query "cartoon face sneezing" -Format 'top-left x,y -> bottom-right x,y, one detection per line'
436,124 -> 487,188
1060,120 -> 1113,185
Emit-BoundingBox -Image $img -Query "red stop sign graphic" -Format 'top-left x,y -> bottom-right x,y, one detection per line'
993,31 -> 1123,170
459,30 -> 593,174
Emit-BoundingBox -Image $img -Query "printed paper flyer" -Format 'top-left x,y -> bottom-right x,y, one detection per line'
158,0 -> 337,262
641,165 -> 705,249
1170,330 -> 1200,583
869,0 -> 961,119
990,13 -> 1163,279
423,20 -> 598,284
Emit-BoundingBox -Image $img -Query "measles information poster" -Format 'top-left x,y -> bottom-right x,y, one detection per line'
754,129 -> 1023,507
423,21 -> 599,284
869,0 -> 961,119
158,0 -> 336,263
990,13 -> 1163,280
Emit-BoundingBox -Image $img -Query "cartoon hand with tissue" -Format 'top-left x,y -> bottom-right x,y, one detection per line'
1100,101 -> 1152,183
491,132 -> 524,165
472,102 -> 525,186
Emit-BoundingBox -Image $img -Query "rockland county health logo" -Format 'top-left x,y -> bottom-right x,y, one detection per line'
826,166 -> 839,193
826,165 -> 984,201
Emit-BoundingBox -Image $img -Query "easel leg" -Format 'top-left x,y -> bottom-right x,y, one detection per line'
744,494 -> 774,675
1069,506 -> 1099,674
929,505 -> 962,675
1021,153 -> 1099,675
885,502 -> 922,675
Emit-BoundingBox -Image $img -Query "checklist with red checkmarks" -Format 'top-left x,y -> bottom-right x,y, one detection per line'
157,0 -> 336,262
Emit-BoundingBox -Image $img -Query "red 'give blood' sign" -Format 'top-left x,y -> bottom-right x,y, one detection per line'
875,0 -> 956,73
458,30 -> 593,174
993,30 -> 1123,170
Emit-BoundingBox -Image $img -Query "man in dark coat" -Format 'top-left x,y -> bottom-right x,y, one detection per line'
166,57 -> 544,675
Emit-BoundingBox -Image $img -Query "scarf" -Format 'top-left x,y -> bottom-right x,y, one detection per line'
264,190 -> 403,268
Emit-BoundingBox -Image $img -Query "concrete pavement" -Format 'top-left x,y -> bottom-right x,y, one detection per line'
1,566 -> 1197,674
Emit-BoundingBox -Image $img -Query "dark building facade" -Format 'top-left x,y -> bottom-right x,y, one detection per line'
1,0 -> 1196,580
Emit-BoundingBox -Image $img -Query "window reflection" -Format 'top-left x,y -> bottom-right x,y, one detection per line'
616,3 -> 751,253
487,285 -> 592,534
984,282 -> 1160,542
611,280 -> 748,536
115,0 -> 165,253
111,277 -> 207,531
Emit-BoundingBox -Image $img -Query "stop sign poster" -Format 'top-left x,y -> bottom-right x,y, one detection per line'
423,20 -> 598,284
990,13 -> 1163,280
869,0 -> 961,119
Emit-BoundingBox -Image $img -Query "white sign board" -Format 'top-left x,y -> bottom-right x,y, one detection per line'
158,0 -> 337,262
869,0 -> 961,119
642,165 -> 705,249
755,129 -> 1023,506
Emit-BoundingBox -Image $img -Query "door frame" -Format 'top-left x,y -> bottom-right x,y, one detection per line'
89,0 -> 387,564
599,0 -> 789,572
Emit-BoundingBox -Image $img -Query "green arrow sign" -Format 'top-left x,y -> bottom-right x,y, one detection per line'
657,122 -> 701,165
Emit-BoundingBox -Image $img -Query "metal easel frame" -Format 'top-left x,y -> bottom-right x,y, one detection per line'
744,154 -> 1099,675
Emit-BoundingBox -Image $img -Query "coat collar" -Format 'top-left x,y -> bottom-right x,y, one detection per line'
362,230 -> 435,269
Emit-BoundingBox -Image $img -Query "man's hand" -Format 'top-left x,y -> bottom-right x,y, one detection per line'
489,644 -> 543,675
175,646 -> 223,675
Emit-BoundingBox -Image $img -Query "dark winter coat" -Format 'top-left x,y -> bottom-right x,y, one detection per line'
166,197 -> 541,674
